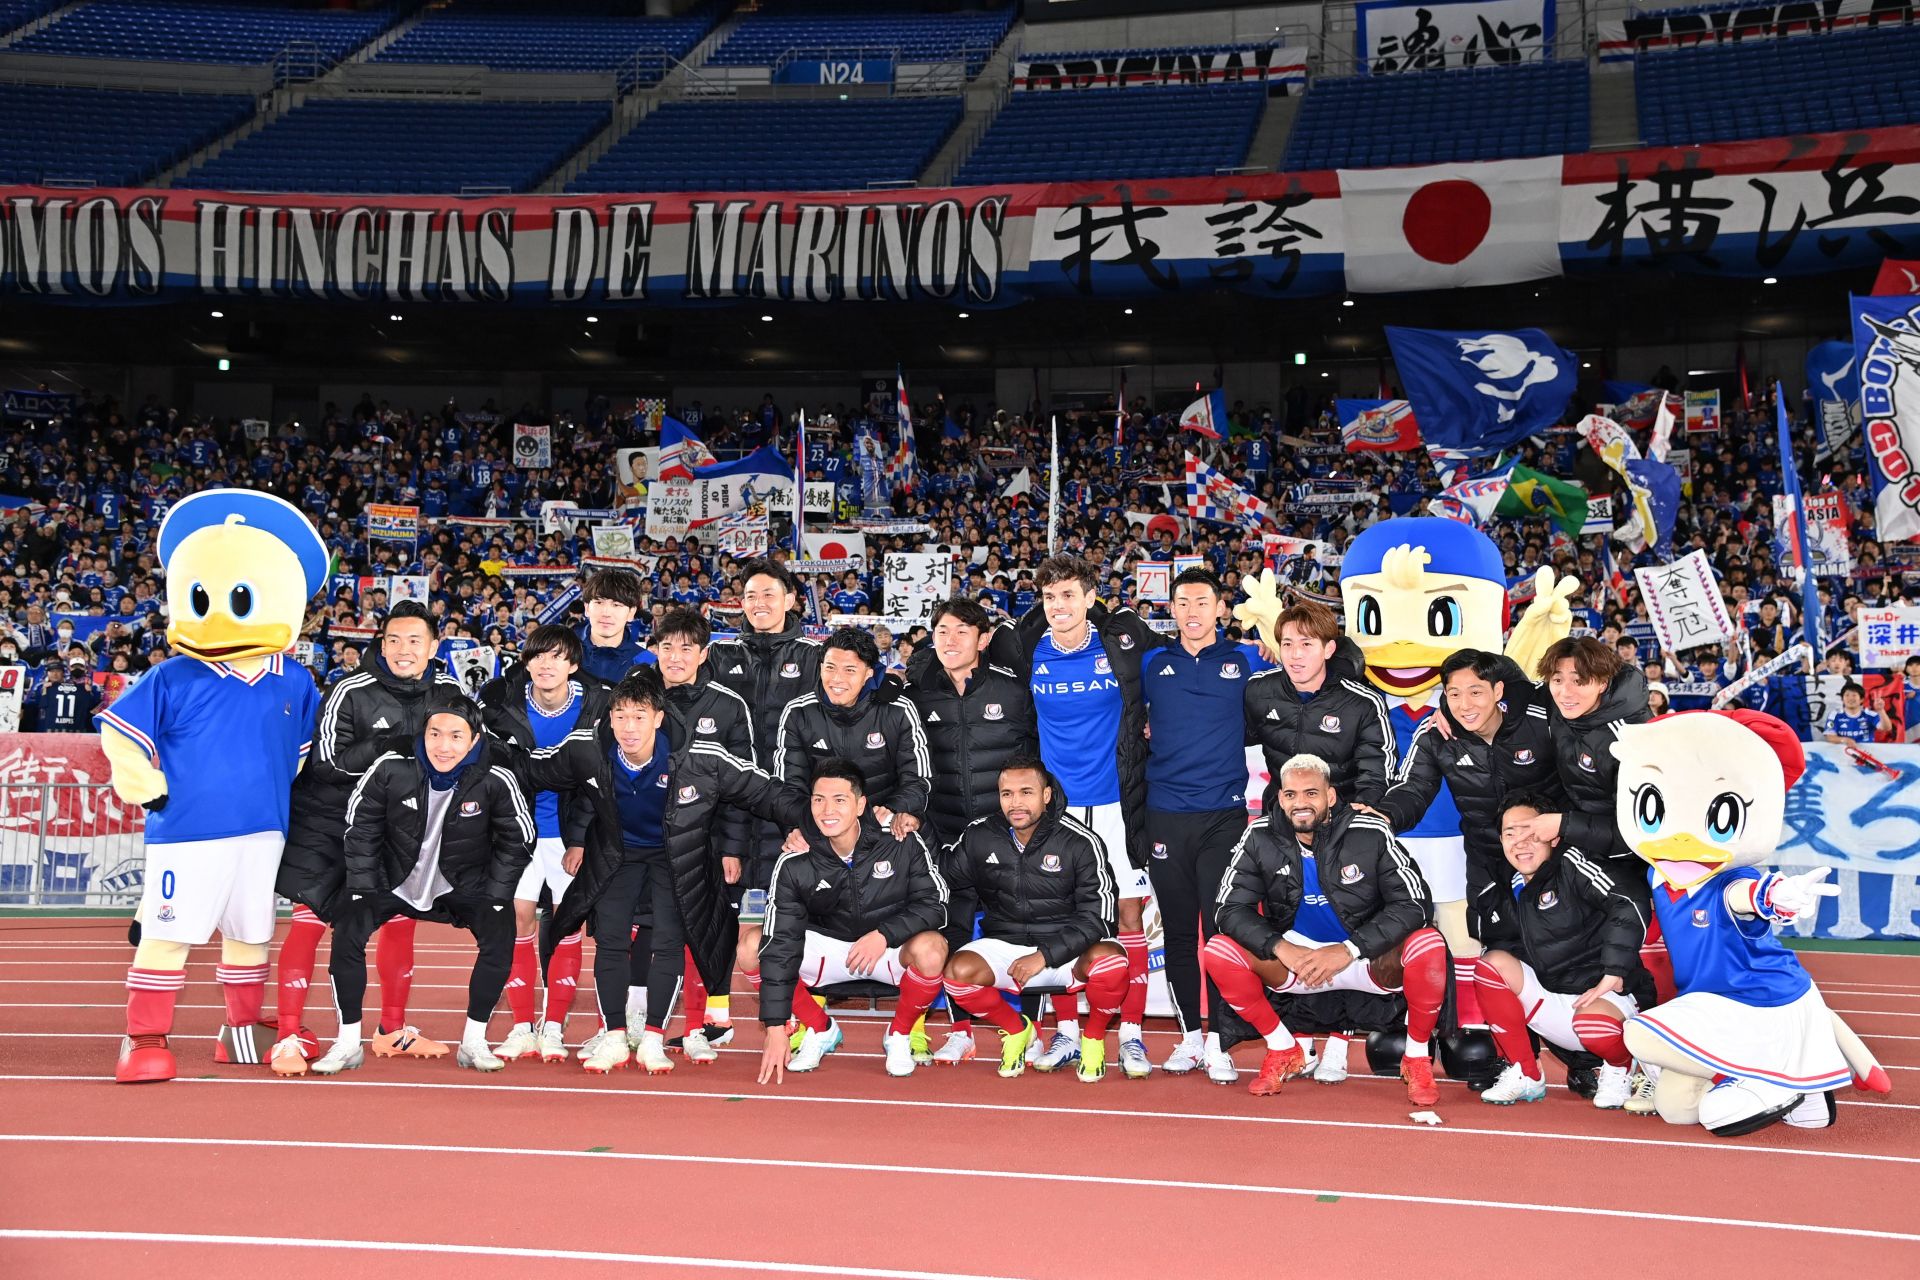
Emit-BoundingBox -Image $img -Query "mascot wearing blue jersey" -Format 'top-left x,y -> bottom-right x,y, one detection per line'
99,489 -> 326,1083
1613,710 -> 1892,1135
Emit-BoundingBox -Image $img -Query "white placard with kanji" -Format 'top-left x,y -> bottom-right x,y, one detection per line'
1634,550 -> 1735,654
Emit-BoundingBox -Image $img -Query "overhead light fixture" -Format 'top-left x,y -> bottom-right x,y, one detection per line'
1123,308 -> 1133,315
388,313 -> 402,322
1341,298 -> 1354,308
1581,361 -> 1592,369
1319,371 -> 1329,378
585,314 -> 599,323
1762,276 -> 1778,285
760,314 -> 773,322
216,358 -> 230,372
957,311 -> 970,319
1293,352 -> 1307,366
1687,369 -> 1709,376
209,309 -> 224,319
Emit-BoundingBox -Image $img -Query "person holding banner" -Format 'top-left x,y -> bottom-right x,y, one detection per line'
575,569 -> 655,684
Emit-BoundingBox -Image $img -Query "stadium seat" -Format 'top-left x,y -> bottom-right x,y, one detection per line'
0,0 -> 64,38
569,98 -> 963,193
0,83 -> 254,185
1284,61 -> 1589,170
375,0 -> 715,80
708,1 -> 1015,77
956,84 -> 1265,184
11,0 -> 401,64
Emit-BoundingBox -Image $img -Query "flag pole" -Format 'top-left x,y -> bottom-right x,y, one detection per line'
793,407 -> 806,556
1048,414 -> 1060,557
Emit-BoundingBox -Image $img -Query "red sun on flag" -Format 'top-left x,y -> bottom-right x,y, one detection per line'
1401,179 -> 1493,266
815,539 -> 856,559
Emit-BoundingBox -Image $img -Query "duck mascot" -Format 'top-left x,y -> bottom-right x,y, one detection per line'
98,489 -> 327,1083
1612,710 -> 1892,1134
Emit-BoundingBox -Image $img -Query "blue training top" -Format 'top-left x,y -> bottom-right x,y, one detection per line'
609,729 -> 673,851
1142,633 -> 1266,813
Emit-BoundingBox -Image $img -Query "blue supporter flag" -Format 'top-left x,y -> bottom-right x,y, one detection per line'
1386,326 -> 1577,456
1805,341 -> 1858,455
1601,380 -> 1666,429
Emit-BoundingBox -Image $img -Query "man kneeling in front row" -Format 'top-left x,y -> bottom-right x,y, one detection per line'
1202,753 -> 1448,1101
940,759 -> 1129,1082
744,760 -> 950,1083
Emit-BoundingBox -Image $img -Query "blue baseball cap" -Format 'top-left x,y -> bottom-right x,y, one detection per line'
157,488 -> 330,601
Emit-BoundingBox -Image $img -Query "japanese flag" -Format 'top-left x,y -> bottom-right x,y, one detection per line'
1338,157 -> 1563,294
804,531 -> 867,561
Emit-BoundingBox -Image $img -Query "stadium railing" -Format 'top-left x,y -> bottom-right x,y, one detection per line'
0,781 -> 143,909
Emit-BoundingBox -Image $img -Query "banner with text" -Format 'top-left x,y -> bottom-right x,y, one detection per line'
1598,0 -> 1913,62
1358,0 -> 1553,73
1012,45 -> 1306,90
1635,549 -> 1737,653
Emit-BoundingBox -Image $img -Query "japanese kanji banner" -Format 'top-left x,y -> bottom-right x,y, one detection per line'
1,126 -> 1916,305
1598,0 -> 1901,62
1860,606 -> 1920,669
1012,45 -> 1306,91
881,551 -> 952,628
1635,549 -> 1738,654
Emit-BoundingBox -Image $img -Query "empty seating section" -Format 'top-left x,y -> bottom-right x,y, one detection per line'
956,86 -> 1264,184
0,0 -> 64,37
1284,61 -> 1588,170
375,0 -> 714,74
1636,26 -> 1920,145
570,98 -> 962,192
0,83 -> 252,184
181,99 -> 607,193
710,5 -> 1013,74
13,0 -> 398,64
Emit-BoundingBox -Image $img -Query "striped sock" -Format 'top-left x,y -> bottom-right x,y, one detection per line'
276,907 -> 326,1039
215,961 -> 270,1028
125,966 -> 185,1038
506,932 -> 538,1027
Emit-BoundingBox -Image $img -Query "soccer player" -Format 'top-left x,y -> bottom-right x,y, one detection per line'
1203,754 -> 1447,1102
745,760 -> 948,1082
1140,568 -> 1267,1079
314,691 -> 534,1074
272,601 -> 461,1074
904,599 -> 1037,1065
1472,794 -> 1656,1109
772,627 -> 930,836
1243,599 -> 1392,804
940,760 -> 1126,1082
1000,554 -> 1157,1079
479,624 -> 609,1062
576,568 -> 656,683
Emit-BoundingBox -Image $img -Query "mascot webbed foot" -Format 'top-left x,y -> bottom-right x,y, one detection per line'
115,1034 -> 176,1084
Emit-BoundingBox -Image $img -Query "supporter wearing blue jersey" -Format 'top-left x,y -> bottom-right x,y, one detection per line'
1140,568 -> 1269,1076
996,554 -> 1158,1078
1822,683 -> 1883,745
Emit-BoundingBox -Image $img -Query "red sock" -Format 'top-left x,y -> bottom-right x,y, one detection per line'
945,980 -> 1024,1034
375,915 -> 416,1031
789,979 -> 830,1032
1399,928 -> 1448,1047
1641,919 -> 1677,1005
507,932 -> 538,1025
1117,930 -> 1149,1025
215,961 -> 268,1027
1201,935 -> 1281,1037
276,908 -> 325,1038
683,952 -> 708,1030
543,930 -> 584,1026
1573,1014 -> 1632,1068
126,967 -> 185,1036
1471,958 -> 1539,1078
889,968 -> 943,1036
1081,953 -> 1130,1040
1452,956 -> 1485,1026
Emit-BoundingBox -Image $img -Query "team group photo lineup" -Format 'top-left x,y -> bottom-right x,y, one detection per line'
2,0 -> 1918,1274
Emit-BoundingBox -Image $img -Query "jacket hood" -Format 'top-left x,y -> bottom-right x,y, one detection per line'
1568,665 -> 1649,729
741,612 -> 808,648
1326,636 -> 1369,687
575,621 -> 645,664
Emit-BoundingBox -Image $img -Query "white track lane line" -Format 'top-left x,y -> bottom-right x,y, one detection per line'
3,1138 -> 1917,1244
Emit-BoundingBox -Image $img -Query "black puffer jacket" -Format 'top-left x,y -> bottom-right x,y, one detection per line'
759,818 -> 947,1024
994,601 -> 1159,868
1548,665 -> 1650,865
772,673 -> 931,817
707,615 -> 823,859
1215,792 -> 1432,963
903,647 -> 1038,847
663,672 -> 757,861
1379,655 -> 1564,871
278,654 -> 463,916
475,666 -> 612,753
341,737 -> 534,903
941,775 -> 1115,968
1242,636 -> 1394,805
1483,843 -> 1656,1008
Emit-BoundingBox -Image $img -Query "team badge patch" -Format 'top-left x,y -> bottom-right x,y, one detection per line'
1513,748 -> 1535,765
1094,656 -> 1112,675
1118,635 -> 1134,649
697,717 -> 717,734
656,774 -> 669,787
1041,853 -> 1062,872
983,703 -> 1004,720
781,662 -> 800,678
460,801 -> 481,817
1151,842 -> 1168,860
1339,864 -> 1363,885
1691,908 -> 1710,928
865,732 -> 886,749
677,785 -> 699,802
1578,752 -> 1596,772
1220,663 -> 1240,679
1319,714 -> 1342,734
156,904 -> 175,923
871,860 -> 894,879
1537,890 -> 1558,909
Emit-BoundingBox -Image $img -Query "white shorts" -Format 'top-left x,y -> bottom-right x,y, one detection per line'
798,929 -> 907,989
137,832 -> 285,946
1517,961 -> 1639,1055
515,836 -> 574,903
1069,802 -> 1151,900
1629,985 -> 1852,1093
1401,833 -> 1466,903
1271,930 -> 1398,996
959,936 -> 1089,993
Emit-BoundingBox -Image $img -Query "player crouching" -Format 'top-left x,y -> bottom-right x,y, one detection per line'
744,761 -> 949,1083
1471,794 -> 1657,1109
1203,754 -> 1446,1102
314,691 -> 534,1075
939,759 -> 1126,1082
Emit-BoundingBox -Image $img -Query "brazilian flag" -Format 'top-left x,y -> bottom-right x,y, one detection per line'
1495,465 -> 1589,537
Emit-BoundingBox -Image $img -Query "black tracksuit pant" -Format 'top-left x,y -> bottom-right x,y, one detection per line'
1144,807 -> 1246,1036
331,890 -> 513,1024
593,848 -> 685,1032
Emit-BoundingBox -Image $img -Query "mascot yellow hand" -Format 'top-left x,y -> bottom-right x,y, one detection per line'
1504,566 -> 1581,681
101,729 -> 168,807
1231,568 -> 1286,653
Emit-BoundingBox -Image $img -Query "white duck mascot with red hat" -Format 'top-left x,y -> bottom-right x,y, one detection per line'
1611,709 -> 1892,1135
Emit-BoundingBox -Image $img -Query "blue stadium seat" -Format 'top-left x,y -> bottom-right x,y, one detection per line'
569,97 -> 962,193
375,0 -> 714,78
12,0 -> 401,64
0,83 -> 254,185
709,2 -> 1014,77
956,85 -> 1265,184
1284,61 -> 1589,170
178,99 -> 607,194
0,0 -> 65,37
1636,26 -> 1920,146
